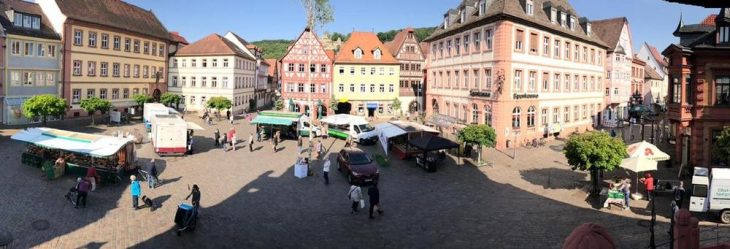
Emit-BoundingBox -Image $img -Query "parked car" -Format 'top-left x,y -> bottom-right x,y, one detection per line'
336,148 -> 379,185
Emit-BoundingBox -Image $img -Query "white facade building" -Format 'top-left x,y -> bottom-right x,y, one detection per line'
637,42 -> 669,108
592,17 -> 634,127
168,33 -> 257,114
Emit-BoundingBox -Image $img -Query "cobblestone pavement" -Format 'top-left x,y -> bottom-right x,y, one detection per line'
0,116 -> 722,248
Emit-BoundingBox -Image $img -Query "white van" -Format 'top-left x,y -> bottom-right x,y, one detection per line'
322,115 -> 377,144
690,167 -> 730,223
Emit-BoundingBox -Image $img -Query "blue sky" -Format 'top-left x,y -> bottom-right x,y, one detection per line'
127,0 -> 714,52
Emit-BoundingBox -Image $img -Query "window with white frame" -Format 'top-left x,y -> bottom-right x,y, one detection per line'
380,84 -> 385,92
528,71 -> 536,91
37,44 -> 44,57
100,62 -> 108,77
223,77 -> 228,88
474,32 -> 481,50
514,70 -> 522,92
212,77 -> 217,88
389,84 -> 394,92
112,88 -> 119,99
88,32 -> 97,47
72,60 -> 81,76
11,41 -> 20,55
123,88 -> 129,99
101,34 -> 109,49
74,30 -> 83,45
87,88 -> 95,98
113,36 -> 121,50
24,42 -> 33,56
373,49 -> 382,59
354,48 -> 363,59
512,107 -> 521,128
72,89 -> 81,104
100,88 -> 107,99
484,69 -> 492,91
526,0 -> 534,15
223,59 -> 229,67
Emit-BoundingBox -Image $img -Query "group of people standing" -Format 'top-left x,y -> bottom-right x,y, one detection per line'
127,159 -> 201,211
214,128 -> 238,152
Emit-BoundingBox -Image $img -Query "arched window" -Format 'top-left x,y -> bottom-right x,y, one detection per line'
373,49 -> 382,60
471,103 -> 479,124
512,107 -> 521,128
294,104 -> 301,112
527,106 -> 536,127
354,48 -> 363,59
484,105 -> 492,126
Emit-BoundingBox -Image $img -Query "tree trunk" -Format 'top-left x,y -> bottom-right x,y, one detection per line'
590,168 -> 599,195
90,112 -> 95,126
477,145 -> 482,164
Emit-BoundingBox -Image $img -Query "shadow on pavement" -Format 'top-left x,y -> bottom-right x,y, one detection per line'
520,168 -> 589,190
74,241 -> 107,249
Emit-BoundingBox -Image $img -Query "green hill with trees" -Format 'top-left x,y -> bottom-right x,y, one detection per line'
252,27 -> 436,60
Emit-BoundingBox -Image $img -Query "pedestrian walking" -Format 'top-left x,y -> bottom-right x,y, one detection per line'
347,184 -> 363,214
248,133 -> 254,152
256,125 -> 262,142
323,157 -> 330,185
229,111 -> 234,125
214,129 -> 220,147
368,183 -> 384,219
222,134 -> 228,151
316,140 -> 324,159
206,116 -> 212,126
75,177 -> 90,208
226,110 -> 231,121
185,184 -> 201,208
130,175 -> 141,209
272,131 -> 279,152
148,159 -> 158,189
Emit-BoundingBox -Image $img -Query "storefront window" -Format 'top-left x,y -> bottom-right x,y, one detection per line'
527,106 -> 535,127
512,107 -> 521,128
671,76 -> 681,103
716,76 -> 730,105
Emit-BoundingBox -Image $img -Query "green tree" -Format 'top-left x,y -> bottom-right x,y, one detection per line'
563,131 -> 627,194
377,30 -> 399,42
301,0 -> 334,31
274,99 -> 284,111
132,94 -> 154,115
21,94 -> 68,125
206,97 -> 233,120
80,97 -> 112,125
713,127 -> 730,166
392,98 -> 402,117
160,92 -> 182,109
457,124 -> 497,164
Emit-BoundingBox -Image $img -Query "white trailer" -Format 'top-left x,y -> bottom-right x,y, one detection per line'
689,167 -> 730,223
150,114 -> 188,155
144,103 -> 170,130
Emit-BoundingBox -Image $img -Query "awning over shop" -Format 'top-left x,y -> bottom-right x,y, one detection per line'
367,103 -> 378,109
251,115 -> 297,126
11,128 -> 132,157
408,135 -> 459,152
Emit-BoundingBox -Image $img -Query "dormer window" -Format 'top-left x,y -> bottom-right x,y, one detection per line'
551,8 -> 557,23
373,49 -> 382,60
479,0 -> 486,15
720,26 -> 730,43
460,9 -> 465,23
570,17 -> 576,30
354,48 -> 363,59
525,0 -> 534,16
561,13 -> 567,27
587,23 -> 592,36
13,12 -> 41,30
444,16 -> 448,29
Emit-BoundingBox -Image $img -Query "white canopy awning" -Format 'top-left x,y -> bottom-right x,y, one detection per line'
11,128 -> 132,157
320,114 -> 366,126
620,157 -> 658,173
376,123 -> 407,139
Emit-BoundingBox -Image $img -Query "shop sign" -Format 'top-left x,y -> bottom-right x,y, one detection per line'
469,90 -> 492,98
513,93 -> 539,100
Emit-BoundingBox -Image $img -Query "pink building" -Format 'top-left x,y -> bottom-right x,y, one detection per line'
424,0 -> 608,149
279,28 -> 334,118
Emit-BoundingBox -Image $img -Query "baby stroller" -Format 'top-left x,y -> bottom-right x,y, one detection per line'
174,203 -> 197,236
64,187 -> 78,206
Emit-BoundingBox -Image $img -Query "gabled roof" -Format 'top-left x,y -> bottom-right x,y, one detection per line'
335,32 -> 398,64
644,65 -> 663,80
701,14 -> 717,26
169,31 -> 188,45
264,59 -> 277,76
54,0 -> 169,40
425,0 -> 606,48
176,33 -> 248,57
325,50 -> 335,61
0,0 -> 60,40
221,32 -> 257,60
385,28 -> 414,56
591,17 -> 627,52
280,28 -> 332,63
645,43 -> 668,67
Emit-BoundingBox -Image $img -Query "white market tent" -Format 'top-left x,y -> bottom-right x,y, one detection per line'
376,123 -> 408,155
320,114 -> 365,126
11,128 -> 132,157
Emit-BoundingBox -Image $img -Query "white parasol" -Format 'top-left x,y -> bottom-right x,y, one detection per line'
626,141 -> 670,161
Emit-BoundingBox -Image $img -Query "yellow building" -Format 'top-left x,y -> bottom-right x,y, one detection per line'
333,32 -> 400,117
38,0 -> 171,116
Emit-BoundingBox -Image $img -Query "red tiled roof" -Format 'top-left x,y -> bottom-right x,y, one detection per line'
646,43 -> 668,67
335,32 -> 398,64
55,0 -> 169,40
325,50 -> 335,61
177,33 -> 247,56
385,27 -> 413,56
591,17 -> 627,51
701,14 -> 717,26
419,42 -> 430,56
169,31 -> 189,45
265,59 -> 277,76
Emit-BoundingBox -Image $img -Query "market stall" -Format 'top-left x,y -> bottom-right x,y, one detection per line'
320,114 -> 376,144
12,128 -> 136,181
375,121 -> 440,159
408,135 -> 459,172
251,111 -> 319,139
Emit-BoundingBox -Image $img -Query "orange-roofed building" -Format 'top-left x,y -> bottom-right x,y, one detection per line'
333,32 -> 400,117
385,28 -> 426,117
279,28 -> 334,118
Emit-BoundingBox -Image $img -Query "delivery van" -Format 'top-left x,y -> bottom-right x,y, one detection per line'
690,167 -> 730,223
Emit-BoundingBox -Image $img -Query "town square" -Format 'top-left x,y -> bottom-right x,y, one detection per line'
1,0 -> 730,248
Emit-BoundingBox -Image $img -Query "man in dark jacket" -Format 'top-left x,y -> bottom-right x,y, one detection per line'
214,129 -> 220,146
368,183 -> 384,219
75,177 -> 91,208
148,159 -> 158,189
